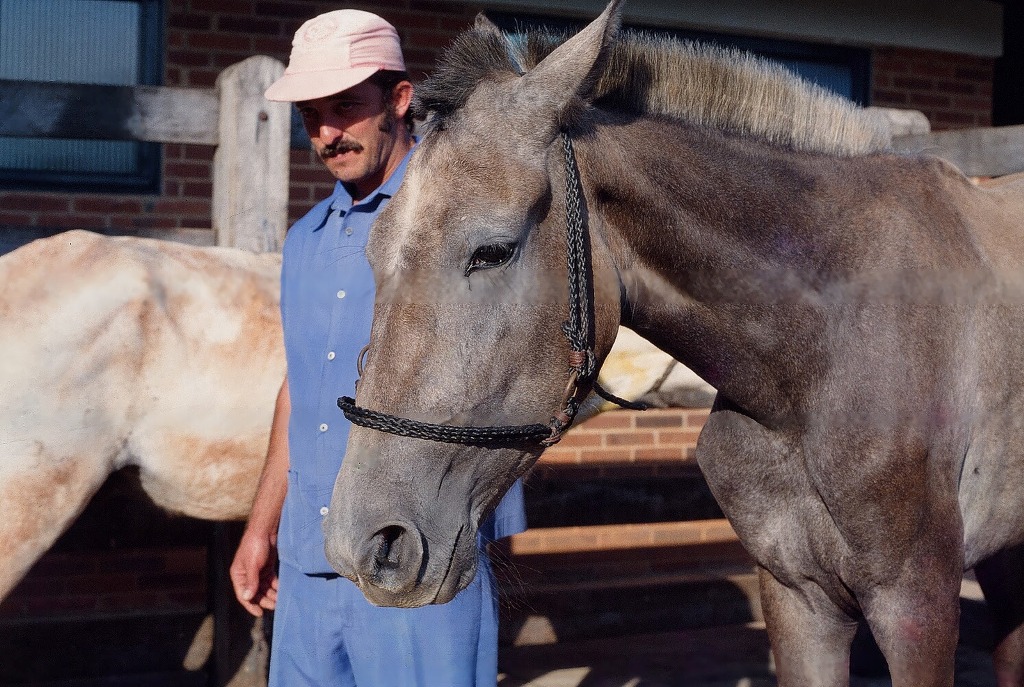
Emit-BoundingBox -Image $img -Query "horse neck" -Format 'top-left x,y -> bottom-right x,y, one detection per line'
577,118 -> 856,425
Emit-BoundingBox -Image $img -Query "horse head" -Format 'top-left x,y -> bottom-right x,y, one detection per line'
323,1 -> 626,607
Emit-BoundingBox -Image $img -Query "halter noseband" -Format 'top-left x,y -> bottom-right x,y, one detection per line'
337,133 -> 645,448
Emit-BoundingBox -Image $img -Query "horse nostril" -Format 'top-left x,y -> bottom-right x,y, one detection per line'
373,524 -> 407,570
362,521 -> 425,596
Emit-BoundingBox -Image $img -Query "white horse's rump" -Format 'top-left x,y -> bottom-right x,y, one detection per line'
0,230 -> 713,600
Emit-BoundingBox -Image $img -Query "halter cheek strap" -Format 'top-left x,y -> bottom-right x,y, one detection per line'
338,133 -> 645,448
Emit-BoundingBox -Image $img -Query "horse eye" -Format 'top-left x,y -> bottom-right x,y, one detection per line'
466,242 -> 516,275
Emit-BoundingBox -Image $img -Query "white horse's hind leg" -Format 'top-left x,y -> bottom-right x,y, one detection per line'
0,443 -> 111,599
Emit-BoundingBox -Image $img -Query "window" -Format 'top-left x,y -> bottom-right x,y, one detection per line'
0,0 -> 162,192
488,13 -> 870,105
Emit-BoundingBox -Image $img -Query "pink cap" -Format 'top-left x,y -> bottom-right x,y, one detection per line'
265,10 -> 406,103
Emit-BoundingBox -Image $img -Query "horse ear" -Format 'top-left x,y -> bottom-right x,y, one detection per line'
475,12 -> 527,76
473,12 -> 502,35
514,0 -> 622,136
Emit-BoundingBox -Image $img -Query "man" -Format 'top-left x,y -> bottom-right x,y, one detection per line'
229,10 -> 527,686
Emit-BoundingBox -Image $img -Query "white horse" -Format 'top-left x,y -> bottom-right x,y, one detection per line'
0,229 -> 712,601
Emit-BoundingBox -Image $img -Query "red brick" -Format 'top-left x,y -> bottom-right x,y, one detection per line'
907,61 -> 955,79
182,181 -> 214,198
289,186 -> 314,202
554,432 -> 602,448
0,211 -> 35,225
909,93 -> 952,108
168,12 -> 213,31
579,448 -> 631,463
168,49 -> 212,67
634,447 -> 685,461
892,76 -> 935,91
36,213 -> 101,229
254,1 -> 311,18
74,197 -> 145,214
635,413 -> 683,429
954,66 -> 993,82
251,35 -> 293,56
935,80 -> 978,95
581,412 -> 634,430
187,31 -> 252,52
871,89 -> 909,105
656,429 -> 701,446
180,144 -> 215,162
2,194 -> 70,212
605,431 -> 654,446
152,198 -> 211,214
217,15 -> 283,36
952,96 -> 992,113
538,448 -> 582,465
191,0 -> 254,12
684,410 -> 710,427
931,112 -> 978,129
165,161 -> 213,178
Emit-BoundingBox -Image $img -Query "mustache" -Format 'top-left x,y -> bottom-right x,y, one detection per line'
320,139 -> 364,159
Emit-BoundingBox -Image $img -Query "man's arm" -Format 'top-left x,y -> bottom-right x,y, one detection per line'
230,376 -> 290,616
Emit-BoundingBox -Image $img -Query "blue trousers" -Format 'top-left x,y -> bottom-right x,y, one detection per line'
269,553 -> 499,686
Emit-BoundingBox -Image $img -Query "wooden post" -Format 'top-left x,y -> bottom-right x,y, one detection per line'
868,106 -> 930,138
893,124 -> 1024,177
213,56 -> 290,253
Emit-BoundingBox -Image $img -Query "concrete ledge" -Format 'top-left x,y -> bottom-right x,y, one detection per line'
509,519 -> 738,556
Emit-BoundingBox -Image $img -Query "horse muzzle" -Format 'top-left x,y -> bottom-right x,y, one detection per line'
323,508 -> 473,607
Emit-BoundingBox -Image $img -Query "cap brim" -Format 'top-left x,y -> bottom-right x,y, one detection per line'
264,66 -> 380,102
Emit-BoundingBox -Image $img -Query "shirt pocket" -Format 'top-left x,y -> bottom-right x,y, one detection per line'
277,469 -> 329,570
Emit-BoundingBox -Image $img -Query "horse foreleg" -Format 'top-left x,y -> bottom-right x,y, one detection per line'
758,566 -> 859,686
0,446 -> 111,600
861,564 -> 960,687
975,544 -> 1024,687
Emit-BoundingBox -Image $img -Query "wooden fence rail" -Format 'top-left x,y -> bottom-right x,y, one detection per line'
0,55 -> 290,253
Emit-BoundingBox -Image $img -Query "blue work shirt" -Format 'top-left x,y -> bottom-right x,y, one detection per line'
278,146 -> 527,574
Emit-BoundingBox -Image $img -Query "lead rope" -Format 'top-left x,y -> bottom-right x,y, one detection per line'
338,132 -> 645,448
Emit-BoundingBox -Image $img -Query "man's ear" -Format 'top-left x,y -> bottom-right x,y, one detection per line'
392,80 -> 414,121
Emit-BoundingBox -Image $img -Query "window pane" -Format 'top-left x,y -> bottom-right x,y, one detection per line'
0,0 -> 141,84
0,0 -> 157,190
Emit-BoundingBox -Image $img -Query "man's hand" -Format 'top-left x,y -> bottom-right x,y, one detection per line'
230,528 -> 279,617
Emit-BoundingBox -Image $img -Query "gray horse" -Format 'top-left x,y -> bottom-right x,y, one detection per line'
323,2 -> 1024,685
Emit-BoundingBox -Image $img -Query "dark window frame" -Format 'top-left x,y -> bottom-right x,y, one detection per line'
0,0 -> 164,194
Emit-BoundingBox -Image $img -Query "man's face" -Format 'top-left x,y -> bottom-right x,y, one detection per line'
297,79 -> 410,200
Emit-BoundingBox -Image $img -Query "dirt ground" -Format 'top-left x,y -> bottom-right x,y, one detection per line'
498,579 -> 997,687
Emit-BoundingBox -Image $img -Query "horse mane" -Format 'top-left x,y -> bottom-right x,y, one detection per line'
415,26 -> 891,156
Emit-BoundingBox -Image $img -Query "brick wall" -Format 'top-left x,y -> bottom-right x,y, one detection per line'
537,408 -> 709,478
0,547 -> 207,618
872,47 -> 994,129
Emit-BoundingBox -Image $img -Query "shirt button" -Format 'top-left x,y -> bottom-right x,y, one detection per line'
327,351 -> 335,360
319,506 -> 329,516
345,227 -> 353,236
319,423 -> 328,432
337,290 -> 346,299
